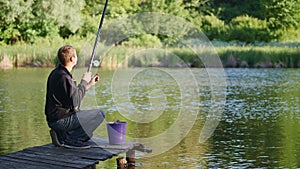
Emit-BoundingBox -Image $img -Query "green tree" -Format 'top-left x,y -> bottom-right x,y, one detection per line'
108,0 -> 140,18
210,0 -> 300,40
32,0 -> 84,38
183,0 -> 213,15
261,0 -> 300,39
210,0 -> 264,22
0,0 -> 84,43
79,0 -> 141,37
228,15 -> 270,42
137,0 -> 191,45
200,14 -> 227,41
139,0 -> 188,17
0,0 -> 34,43
1,0 -> 299,44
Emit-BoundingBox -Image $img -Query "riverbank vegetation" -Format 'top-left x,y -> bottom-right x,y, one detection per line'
0,39 -> 299,68
0,0 -> 299,68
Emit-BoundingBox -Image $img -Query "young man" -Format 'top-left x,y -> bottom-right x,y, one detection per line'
45,45 -> 105,148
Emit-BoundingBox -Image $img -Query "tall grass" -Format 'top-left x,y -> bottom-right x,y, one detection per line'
0,39 -> 299,68
216,46 -> 300,68
0,36 -> 92,67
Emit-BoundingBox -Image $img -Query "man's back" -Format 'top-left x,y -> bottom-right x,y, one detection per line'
45,64 -> 87,122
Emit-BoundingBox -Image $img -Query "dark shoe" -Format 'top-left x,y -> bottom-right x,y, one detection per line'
62,139 -> 91,149
50,129 -> 64,147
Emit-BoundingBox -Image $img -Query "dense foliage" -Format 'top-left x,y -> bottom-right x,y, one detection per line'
1,0 -> 299,44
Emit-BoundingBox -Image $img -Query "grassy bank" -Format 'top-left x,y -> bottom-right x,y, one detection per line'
0,40 -> 299,68
216,46 -> 300,68
0,36 -> 87,68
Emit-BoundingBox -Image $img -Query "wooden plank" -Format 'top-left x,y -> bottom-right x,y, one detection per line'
40,138 -> 143,154
0,160 -> 42,169
21,149 -> 98,166
97,144 -> 151,155
3,153 -> 85,168
25,145 -> 113,161
92,137 -> 140,150
0,156 -> 71,169
0,136 -> 151,169
43,143 -> 114,156
95,143 -> 137,150
101,148 -> 124,155
91,137 -> 144,155
23,145 -> 105,160
91,137 -> 152,152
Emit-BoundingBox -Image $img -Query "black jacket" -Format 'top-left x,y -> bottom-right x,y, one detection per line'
45,64 -> 87,122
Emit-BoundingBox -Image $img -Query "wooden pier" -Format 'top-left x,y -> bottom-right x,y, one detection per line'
0,137 -> 151,169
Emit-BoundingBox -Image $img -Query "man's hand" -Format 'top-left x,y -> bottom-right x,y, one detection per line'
89,73 -> 99,85
82,72 -> 92,82
86,73 -> 100,90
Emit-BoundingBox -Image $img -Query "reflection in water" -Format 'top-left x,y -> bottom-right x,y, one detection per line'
0,68 -> 299,168
0,69 -> 51,154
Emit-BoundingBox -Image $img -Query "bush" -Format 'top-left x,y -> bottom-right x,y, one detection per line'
200,15 -> 227,41
123,34 -> 162,48
228,15 -> 270,43
280,25 -> 300,41
77,16 -> 99,38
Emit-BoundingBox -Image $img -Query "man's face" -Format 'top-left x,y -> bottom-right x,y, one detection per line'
71,50 -> 78,67
73,52 -> 78,65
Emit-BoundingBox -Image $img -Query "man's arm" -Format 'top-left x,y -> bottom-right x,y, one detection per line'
69,72 -> 99,110
69,76 -> 87,111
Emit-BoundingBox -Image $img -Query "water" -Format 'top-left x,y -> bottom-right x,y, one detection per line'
0,68 -> 299,168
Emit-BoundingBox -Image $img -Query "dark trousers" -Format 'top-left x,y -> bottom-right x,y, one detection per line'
48,109 -> 105,143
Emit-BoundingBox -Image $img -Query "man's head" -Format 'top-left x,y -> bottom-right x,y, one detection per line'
57,45 -> 78,67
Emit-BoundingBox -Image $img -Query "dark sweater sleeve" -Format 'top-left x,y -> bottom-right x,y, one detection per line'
70,79 -> 88,110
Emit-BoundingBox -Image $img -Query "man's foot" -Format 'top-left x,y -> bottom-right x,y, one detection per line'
50,129 -> 64,147
62,139 -> 91,149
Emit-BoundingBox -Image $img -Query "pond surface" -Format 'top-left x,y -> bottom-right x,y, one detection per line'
0,68 -> 299,168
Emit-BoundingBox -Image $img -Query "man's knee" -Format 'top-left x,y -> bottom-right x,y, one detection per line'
98,109 -> 106,119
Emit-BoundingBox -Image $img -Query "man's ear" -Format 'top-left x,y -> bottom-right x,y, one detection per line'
70,56 -> 75,62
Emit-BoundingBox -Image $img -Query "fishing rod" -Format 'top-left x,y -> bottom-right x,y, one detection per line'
87,0 -> 108,72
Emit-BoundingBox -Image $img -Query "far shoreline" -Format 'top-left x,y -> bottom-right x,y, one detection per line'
1,43 -> 299,69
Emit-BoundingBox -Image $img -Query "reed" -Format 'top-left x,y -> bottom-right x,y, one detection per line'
0,39 -> 299,68
0,43 -> 54,67
216,46 -> 300,68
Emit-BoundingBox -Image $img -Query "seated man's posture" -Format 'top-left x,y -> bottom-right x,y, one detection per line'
45,45 -> 105,148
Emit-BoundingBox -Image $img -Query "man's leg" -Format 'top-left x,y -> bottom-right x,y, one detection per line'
48,114 -> 81,143
75,108 -> 105,141
48,108 -> 105,145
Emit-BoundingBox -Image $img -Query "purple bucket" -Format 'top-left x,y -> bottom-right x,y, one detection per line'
106,121 -> 127,144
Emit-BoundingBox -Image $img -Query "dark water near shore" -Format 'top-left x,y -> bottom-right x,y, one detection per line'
0,68 -> 299,168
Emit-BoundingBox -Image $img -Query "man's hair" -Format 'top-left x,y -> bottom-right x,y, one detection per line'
57,45 -> 76,65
